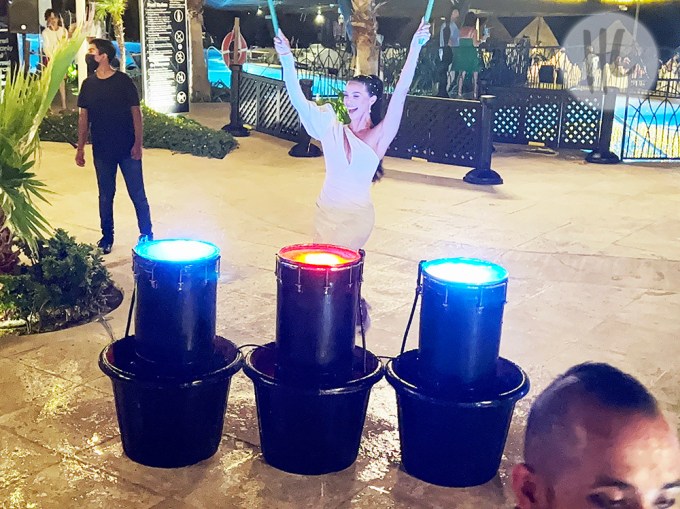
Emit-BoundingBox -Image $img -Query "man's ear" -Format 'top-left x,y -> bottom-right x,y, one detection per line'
512,463 -> 543,509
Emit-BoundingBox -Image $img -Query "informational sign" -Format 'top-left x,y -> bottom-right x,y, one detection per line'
0,20 -> 18,88
140,0 -> 190,114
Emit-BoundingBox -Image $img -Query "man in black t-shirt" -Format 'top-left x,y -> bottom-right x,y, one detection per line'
76,38 -> 152,254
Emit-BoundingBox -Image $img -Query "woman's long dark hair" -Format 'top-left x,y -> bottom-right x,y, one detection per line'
350,74 -> 385,182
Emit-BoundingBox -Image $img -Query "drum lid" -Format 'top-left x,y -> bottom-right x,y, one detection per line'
278,243 -> 361,269
421,258 -> 507,287
133,239 -> 220,264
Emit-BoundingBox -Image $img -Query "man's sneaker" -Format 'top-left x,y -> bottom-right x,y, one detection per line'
97,237 -> 113,255
138,233 -> 153,244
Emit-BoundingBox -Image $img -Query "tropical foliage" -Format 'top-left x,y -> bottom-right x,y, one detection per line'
0,229 -> 117,334
95,0 -> 128,72
40,105 -> 238,159
0,30 -> 86,273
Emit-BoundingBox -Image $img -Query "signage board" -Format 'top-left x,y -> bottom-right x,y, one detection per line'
140,0 -> 190,113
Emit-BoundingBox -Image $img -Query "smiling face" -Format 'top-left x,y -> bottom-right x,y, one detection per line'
344,80 -> 376,125
514,405 -> 680,509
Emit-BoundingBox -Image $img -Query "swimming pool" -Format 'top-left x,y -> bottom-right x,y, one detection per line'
23,36 -> 346,97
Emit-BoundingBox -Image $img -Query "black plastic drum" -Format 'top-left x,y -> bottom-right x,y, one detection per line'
275,244 -> 364,381
418,258 -> 508,391
133,239 -> 220,365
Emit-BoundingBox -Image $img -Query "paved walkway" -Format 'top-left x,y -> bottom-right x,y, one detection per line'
1,103 -> 680,508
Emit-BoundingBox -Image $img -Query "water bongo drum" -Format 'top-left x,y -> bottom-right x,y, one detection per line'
418,258 -> 508,391
133,239 -> 221,365
275,244 -> 364,381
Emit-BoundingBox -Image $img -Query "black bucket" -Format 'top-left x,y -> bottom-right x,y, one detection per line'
132,239 -> 220,366
386,349 -> 529,487
243,343 -> 383,475
99,335 -> 242,468
275,244 -> 364,381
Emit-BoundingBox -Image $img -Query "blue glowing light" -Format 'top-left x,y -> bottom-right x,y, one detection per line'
422,258 -> 508,286
134,239 -> 220,263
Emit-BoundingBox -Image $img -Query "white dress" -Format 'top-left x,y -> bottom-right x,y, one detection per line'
42,26 -> 68,59
280,53 -> 380,250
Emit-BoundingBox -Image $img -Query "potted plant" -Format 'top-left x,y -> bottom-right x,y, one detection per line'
0,30 -> 86,273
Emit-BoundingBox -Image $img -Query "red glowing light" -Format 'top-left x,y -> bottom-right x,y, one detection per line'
278,244 -> 361,268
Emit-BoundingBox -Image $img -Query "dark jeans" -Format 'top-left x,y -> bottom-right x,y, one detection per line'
93,156 -> 152,241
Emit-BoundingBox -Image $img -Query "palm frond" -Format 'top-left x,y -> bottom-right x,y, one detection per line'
0,28 -> 85,254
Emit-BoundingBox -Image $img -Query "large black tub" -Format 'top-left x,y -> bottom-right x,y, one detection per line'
99,335 -> 242,468
386,349 -> 529,487
243,343 -> 383,475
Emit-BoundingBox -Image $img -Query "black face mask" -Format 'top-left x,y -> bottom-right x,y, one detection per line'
85,54 -> 99,74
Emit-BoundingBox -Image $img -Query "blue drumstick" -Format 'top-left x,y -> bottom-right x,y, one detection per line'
268,0 -> 279,35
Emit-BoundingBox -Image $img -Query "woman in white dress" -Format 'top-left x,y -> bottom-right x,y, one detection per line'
42,9 -> 69,111
273,20 -> 430,327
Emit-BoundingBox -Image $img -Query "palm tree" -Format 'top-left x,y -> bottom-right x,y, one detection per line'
95,0 -> 128,73
187,0 -> 211,101
0,31 -> 86,274
351,0 -> 384,75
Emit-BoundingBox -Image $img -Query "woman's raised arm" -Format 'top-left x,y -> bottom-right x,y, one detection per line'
274,29 -> 336,140
375,20 -> 430,156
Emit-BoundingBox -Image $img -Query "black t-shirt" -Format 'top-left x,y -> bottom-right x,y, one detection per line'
77,72 -> 140,160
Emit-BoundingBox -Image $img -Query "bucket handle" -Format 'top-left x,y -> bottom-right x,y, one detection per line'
399,260 -> 425,356
356,249 -> 368,372
123,285 -> 136,341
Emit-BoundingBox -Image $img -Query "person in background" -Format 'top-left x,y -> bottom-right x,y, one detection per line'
452,11 -> 481,98
76,39 -> 153,255
437,8 -> 459,97
512,362 -> 680,509
42,9 -> 69,111
273,21 -> 431,329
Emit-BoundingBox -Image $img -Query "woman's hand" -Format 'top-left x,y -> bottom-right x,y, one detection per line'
274,29 -> 292,56
410,19 -> 431,51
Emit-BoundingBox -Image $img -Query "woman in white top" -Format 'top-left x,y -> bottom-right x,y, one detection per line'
273,21 -> 430,252
42,9 -> 69,111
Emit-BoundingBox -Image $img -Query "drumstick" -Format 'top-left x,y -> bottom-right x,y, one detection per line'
418,0 -> 434,45
268,0 -> 279,36
424,0 -> 434,23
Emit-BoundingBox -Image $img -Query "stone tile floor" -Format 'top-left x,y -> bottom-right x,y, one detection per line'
1,103 -> 679,508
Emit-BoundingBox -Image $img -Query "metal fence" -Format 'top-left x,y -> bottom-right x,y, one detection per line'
614,79 -> 680,160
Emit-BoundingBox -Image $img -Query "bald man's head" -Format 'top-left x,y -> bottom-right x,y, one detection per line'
524,363 -> 659,480
512,363 -> 680,509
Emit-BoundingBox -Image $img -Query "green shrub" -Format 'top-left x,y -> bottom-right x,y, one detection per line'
0,229 -> 117,334
40,105 -> 237,159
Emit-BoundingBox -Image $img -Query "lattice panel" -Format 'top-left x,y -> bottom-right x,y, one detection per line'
257,83 -> 282,133
238,76 -> 259,126
560,95 -> 602,149
387,96 -> 431,159
429,103 -> 481,166
387,96 -> 482,168
278,92 -> 300,139
493,105 -> 521,143
525,93 -> 561,146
